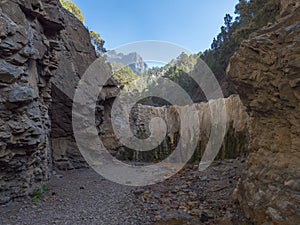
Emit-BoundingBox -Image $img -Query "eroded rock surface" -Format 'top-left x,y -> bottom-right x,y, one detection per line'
105,95 -> 249,162
227,1 -> 300,224
0,0 -> 116,203
0,0 -> 62,204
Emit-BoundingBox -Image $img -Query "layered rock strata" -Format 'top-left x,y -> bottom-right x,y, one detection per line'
227,1 -> 300,223
0,0 -> 116,203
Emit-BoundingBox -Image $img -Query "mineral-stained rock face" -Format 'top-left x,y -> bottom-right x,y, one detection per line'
0,0 -> 116,203
227,1 -> 300,224
107,95 -> 249,162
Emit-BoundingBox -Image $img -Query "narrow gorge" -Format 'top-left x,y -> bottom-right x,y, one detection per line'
0,0 -> 299,224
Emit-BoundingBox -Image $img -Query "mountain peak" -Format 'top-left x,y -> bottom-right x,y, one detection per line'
105,51 -> 148,74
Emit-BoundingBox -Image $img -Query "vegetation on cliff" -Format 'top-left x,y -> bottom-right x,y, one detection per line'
116,0 -> 281,103
145,53 -> 203,103
59,0 -> 106,54
201,0 -> 281,92
58,0 -> 281,99
59,0 -> 84,23
111,64 -> 139,88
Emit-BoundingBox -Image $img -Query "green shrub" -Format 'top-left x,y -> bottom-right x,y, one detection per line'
32,183 -> 48,204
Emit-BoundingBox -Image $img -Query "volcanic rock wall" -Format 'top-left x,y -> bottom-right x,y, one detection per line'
227,1 -> 300,224
48,2 -> 117,170
0,0 -> 115,203
108,95 -> 249,162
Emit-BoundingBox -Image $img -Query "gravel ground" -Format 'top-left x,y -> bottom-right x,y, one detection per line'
0,168 -> 151,225
0,158 -> 251,225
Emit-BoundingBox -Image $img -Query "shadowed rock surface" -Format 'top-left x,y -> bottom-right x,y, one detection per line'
227,0 -> 300,224
0,0 -> 116,204
0,1 -> 299,224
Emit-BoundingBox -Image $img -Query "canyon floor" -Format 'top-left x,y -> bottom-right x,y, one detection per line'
0,158 -> 252,225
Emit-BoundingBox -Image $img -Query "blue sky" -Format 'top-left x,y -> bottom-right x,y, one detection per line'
72,0 -> 239,53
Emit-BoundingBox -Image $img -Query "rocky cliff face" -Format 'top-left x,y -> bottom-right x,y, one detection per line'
227,1 -> 300,224
105,95 -> 249,162
0,0 -> 115,203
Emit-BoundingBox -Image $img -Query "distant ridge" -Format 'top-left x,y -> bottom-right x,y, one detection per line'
105,50 -> 148,74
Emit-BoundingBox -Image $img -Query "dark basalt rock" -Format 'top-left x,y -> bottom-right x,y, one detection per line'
8,86 -> 34,103
0,0 -> 116,204
0,60 -> 24,84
